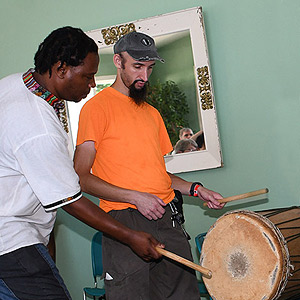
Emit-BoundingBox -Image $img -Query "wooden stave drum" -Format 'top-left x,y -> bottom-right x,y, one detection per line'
200,206 -> 300,300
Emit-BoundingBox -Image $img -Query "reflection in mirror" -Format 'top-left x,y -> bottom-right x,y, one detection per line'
148,30 -> 203,147
67,7 -> 222,173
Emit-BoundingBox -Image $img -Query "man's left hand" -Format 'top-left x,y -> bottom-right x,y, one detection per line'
196,186 -> 224,209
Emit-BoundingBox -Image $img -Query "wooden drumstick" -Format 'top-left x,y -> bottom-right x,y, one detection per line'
155,247 -> 212,279
203,188 -> 269,207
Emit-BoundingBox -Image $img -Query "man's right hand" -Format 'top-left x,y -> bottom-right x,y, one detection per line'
130,192 -> 166,220
127,230 -> 164,261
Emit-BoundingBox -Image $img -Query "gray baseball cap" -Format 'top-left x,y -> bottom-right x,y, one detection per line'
114,31 -> 164,63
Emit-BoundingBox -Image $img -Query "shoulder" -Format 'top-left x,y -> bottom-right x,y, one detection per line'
82,87 -> 111,109
0,73 -> 24,97
81,87 -> 122,116
144,102 -> 164,121
3,100 -> 65,150
0,73 -> 22,85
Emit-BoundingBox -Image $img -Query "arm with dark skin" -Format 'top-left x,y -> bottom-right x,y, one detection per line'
62,196 -> 163,261
47,228 -> 56,262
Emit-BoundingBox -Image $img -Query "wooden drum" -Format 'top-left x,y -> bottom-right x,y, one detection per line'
200,207 -> 300,300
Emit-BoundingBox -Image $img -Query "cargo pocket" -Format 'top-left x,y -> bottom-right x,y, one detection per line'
104,266 -> 150,300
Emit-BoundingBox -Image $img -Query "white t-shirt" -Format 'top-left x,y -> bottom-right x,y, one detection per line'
0,73 -> 82,255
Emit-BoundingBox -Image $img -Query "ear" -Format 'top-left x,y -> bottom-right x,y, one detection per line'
113,54 -> 122,69
52,61 -> 68,79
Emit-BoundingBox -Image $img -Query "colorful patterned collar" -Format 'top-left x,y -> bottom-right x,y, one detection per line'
22,69 -> 69,133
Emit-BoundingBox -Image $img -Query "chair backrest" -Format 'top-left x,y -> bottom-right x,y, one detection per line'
91,231 -> 104,279
195,232 -> 207,256
195,232 -> 212,299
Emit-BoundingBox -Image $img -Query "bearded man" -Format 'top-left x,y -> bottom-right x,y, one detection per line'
74,31 -> 224,300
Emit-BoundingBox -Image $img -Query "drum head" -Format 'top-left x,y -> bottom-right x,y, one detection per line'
201,210 -> 288,300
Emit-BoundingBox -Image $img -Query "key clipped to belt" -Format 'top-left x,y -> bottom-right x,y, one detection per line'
169,200 -> 191,240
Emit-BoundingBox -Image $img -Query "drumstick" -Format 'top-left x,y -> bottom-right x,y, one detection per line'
155,247 -> 212,279
203,188 -> 269,207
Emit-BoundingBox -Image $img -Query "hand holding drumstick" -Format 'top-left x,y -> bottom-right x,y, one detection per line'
195,185 -> 225,209
203,188 -> 269,207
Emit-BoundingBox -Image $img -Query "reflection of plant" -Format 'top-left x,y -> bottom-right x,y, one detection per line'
96,83 -> 111,93
147,80 -> 190,145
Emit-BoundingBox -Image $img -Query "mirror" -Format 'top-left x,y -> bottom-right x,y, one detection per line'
67,6 -> 222,173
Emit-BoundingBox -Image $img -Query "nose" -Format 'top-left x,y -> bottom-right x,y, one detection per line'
139,68 -> 151,82
89,77 -> 96,88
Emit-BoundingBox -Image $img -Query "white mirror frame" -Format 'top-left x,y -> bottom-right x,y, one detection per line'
80,6 -> 222,174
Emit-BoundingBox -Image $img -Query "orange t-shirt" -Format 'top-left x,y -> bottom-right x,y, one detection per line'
77,87 -> 175,212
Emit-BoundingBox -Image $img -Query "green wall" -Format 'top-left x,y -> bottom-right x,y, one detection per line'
1,1 -> 300,299
97,53 -> 115,76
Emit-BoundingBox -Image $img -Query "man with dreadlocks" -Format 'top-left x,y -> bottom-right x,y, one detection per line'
0,27 -> 163,300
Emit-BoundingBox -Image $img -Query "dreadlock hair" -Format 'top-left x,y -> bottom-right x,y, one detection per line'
34,26 -> 98,77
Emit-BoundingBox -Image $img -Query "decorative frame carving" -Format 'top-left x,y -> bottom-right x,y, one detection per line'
197,66 -> 214,110
101,23 -> 136,46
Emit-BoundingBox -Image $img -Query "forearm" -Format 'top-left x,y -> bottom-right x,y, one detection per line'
63,196 -> 134,241
168,172 -> 192,195
168,172 -> 224,209
62,196 -> 163,260
79,173 -> 166,220
79,172 -> 138,204
74,142 -> 137,204
47,228 -> 56,262
74,142 -> 166,220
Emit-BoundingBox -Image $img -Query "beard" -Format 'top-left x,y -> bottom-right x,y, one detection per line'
129,80 -> 148,106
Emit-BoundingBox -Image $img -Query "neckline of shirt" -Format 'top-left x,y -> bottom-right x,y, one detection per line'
22,69 -> 69,133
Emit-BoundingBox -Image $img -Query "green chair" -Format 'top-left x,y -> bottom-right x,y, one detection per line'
83,232 -> 106,300
195,233 -> 212,300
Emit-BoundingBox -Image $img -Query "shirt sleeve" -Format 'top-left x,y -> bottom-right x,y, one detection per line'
15,133 -> 82,211
76,99 -> 107,151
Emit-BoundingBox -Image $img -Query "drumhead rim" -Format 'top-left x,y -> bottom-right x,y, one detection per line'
201,210 -> 291,300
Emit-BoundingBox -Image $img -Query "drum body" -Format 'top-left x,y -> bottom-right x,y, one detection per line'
200,207 -> 300,300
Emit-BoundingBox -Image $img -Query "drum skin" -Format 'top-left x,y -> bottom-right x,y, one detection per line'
200,207 -> 300,300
